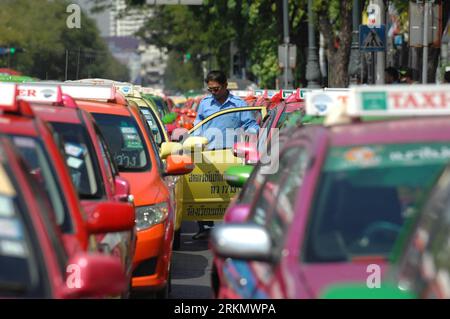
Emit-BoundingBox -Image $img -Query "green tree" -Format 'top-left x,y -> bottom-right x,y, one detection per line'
163,51 -> 204,92
131,1 -> 309,88
0,0 -> 128,81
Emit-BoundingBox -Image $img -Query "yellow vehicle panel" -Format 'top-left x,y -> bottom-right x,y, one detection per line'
178,106 -> 266,221
177,149 -> 244,221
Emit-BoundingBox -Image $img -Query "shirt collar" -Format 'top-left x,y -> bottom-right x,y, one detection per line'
211,91 -> 232,107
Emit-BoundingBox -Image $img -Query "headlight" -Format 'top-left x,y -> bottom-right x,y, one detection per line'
135,203 -> 168,231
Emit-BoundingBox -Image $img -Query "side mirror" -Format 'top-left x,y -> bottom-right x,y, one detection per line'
160,141 -> 182,160
223,204 -> 251,223
224,165 -> 253,188
182,136 -> 209,151
170,127 -> 189,142
320,282 -> 416,299
61,253 -> 127,298
210,224 -> 273,262
85,201 -> 135,234
233,142 -> 259,164
164,154 -> 195,176
113,175 -> 132,203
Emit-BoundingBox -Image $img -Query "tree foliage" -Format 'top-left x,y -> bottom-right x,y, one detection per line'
97,0 -> 419,88
0,0 -> 128,81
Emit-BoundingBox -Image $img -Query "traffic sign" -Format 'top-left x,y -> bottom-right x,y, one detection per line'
359,25 -> 386,52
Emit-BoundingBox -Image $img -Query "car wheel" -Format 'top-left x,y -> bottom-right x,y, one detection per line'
211,263 -> 219,298
173,229 -> 181,251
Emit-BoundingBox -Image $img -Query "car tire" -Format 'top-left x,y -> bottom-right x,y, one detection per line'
211,263 -> 219,298
155,265 -> 172,299
173,229 -> 181,251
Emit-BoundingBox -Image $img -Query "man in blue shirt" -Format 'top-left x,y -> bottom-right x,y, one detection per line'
192,70 -> 259,239
193,70 -> 259,150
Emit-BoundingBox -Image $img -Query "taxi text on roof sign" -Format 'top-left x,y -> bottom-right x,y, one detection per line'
348,84 -> 450,116
0,83 -> 17,109
60,83 -> 115,101
17,83 -> 62,103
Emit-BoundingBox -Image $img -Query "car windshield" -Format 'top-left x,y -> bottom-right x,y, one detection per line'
50,122 -> 103,199
139,107 -> 163,145
0,194 -> 43,297
150,96 -> 169,117
0,163 -> 46,297
10,136 -> 72,232
303,143 -> 449,263
91,113 -> 150,172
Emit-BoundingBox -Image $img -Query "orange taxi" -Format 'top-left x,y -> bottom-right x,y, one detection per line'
60,83 -> 194,297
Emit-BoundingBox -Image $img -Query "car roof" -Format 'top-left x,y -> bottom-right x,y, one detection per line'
329,117 -> 450,146
0,113 -> 39,137
75,99 -> 131,116
30,104 -> 81,124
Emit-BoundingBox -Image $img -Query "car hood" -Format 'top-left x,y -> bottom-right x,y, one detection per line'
120,172 -> 169,206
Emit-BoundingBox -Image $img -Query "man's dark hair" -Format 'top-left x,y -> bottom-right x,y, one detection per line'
385,67 -> 399,82
205,70 -> 227,85
444,71 -> 450,83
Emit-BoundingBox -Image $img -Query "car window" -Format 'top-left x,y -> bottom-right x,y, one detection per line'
135,107 -> 164,173
20,159 -> 68,282
92,113 -> 151,172
237,161 -> 264,205
397,164 -> 450,298
11,136 -> 72,233
250,147 -> 303,227
139,107 -> 164,146
93,126 -> 115,190
269,149 -> 308,252
257,108 -> 279,151
0,189 -> 44,297
303,143 -> 449,263
191,109 -> 261,150
50,122 -> 104,199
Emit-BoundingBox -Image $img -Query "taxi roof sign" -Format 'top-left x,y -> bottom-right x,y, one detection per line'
347,85 -> 450,116
305,89 -> 350,116
17,83 -> 62,104
254,88 -> 310,100
115,83 -> 135,96
60,83 -> 115,101
230,90 -> 253,98
0,83 -> 17,110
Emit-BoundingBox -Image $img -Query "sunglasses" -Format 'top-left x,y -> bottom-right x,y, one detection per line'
207,86 -> 222,93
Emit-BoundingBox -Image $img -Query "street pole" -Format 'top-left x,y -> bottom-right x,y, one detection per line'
282,0 -> 290,88
374,0 -> 385,84
306,0 -> 321,88
76,47 -> 81,80
422,1 -> 430,84
348,0 -> 361,84
65,49 -> 69,81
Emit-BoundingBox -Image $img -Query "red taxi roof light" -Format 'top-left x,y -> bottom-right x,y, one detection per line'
109,91 -> 127,106
0,83 -> 33,117
285,88 -> 304,103
61,94 -> 78,108
17,100 -> 34,117
0,83 -> 18,111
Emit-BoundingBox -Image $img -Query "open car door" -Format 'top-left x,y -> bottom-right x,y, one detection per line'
177,106 -> 267,221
